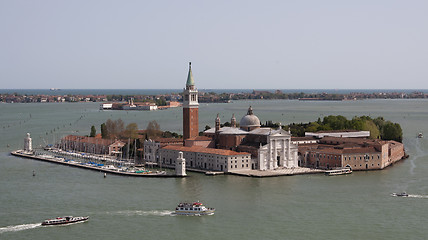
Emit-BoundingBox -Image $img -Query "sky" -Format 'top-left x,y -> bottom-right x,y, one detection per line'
1,0 -> 427,89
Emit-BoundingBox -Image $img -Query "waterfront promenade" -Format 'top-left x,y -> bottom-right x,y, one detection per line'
152,163 -> 324,177
229,167 -> 325,177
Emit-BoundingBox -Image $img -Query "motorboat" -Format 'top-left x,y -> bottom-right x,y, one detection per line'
325,168 -> 352,176
391,192 -> 408,197
418,132 -> 423,138
41,216 -> 89,226
174,201 -> 215,216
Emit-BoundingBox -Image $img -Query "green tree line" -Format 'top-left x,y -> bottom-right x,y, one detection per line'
287,115 -> 403,142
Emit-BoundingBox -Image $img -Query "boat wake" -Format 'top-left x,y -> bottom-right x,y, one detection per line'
0,223 -> 41,234
109,210 -> 174,217
408,137 -> 423,175
407,194 -> 428,199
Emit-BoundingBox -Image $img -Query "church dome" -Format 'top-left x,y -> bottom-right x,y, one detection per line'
240,106 -> 261,130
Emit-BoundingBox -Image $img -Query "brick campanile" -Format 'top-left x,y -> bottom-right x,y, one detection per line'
183,62 -> 199,140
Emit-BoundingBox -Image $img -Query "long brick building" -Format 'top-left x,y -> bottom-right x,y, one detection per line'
298,136 -> 406,170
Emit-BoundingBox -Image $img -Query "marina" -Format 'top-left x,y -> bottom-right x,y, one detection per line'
10,150 -> 179,178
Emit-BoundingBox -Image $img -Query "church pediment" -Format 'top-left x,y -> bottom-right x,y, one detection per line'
269,129 -> 291,137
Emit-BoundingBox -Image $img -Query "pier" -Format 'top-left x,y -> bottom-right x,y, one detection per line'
10,150 -> 185,178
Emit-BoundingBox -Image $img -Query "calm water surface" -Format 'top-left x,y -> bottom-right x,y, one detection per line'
1,99 -> 428,239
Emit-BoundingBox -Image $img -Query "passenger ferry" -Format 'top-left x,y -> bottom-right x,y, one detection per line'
325,168 -> 352,176
41,216 -> 89,226
174,202 -> 215,216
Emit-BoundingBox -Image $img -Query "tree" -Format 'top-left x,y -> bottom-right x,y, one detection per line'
382,122 -> 403,142
123,123 -> 139,139
350,117 -> 364,130
146,120 -> 161,139
90,125 -> 96,137
105,118 -> 125,139
155,97 -> 167,106
101,123 -> 108,139
362,120 -> 380,139
306,122 -> 320,133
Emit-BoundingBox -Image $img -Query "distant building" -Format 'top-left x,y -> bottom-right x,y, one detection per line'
100,103 -> 113,110
298,136 -> 405,170
122,98 -> 158,111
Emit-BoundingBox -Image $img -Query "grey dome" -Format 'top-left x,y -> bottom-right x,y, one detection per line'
240,106 -> 261,128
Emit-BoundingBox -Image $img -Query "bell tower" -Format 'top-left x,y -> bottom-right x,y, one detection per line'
183,62 -> 199,140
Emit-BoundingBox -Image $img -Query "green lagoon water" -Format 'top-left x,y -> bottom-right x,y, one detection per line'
1,99 -> 428,239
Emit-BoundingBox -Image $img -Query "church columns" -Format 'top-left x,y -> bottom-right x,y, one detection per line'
287,139 -> 291,167
273,139 -> 277,169
268,140 -> 272,169
282,139 -> 286,168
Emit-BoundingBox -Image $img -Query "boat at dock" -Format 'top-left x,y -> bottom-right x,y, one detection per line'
325,168 -> 352,176
174,201 -> 215,216
41,216 -> 89,226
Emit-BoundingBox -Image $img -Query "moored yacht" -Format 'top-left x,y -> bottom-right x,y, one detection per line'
174,201 -> 215,216
41,216 -> 89,226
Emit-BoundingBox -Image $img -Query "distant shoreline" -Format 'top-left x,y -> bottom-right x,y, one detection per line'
1,88 -> 428,95
1,89 -> 427,104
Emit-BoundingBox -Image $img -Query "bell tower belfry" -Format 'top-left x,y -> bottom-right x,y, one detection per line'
183,62 -> 199,140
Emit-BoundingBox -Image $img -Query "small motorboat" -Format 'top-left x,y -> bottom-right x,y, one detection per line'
41,216 -> 89,226
391,192 -> 408,197
418,132 -> 423,138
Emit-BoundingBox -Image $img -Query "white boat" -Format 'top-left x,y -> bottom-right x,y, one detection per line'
418,132 -> 423,138
391,192 -> 408,197
325,168 -> 352,176
41,216 -> 89,226
174,202 -> 215,216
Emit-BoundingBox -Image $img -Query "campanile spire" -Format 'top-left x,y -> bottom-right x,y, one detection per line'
183,62 -> 199,140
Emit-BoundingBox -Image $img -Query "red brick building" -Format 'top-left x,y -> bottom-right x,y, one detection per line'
298,137 -> 406,170
59,135 -> 125,156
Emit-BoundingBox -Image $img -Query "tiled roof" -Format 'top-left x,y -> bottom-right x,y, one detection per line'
162,145 -> 250,156
153,137 -> 183,143
204,127 -> 248,135
186,136 -> 213,141
62,135 -> 123,146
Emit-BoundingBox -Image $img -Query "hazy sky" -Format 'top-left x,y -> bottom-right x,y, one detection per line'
1,0 -> 427,89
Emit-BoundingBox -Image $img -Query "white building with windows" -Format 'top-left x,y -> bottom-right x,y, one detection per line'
159,145 -> 251,172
